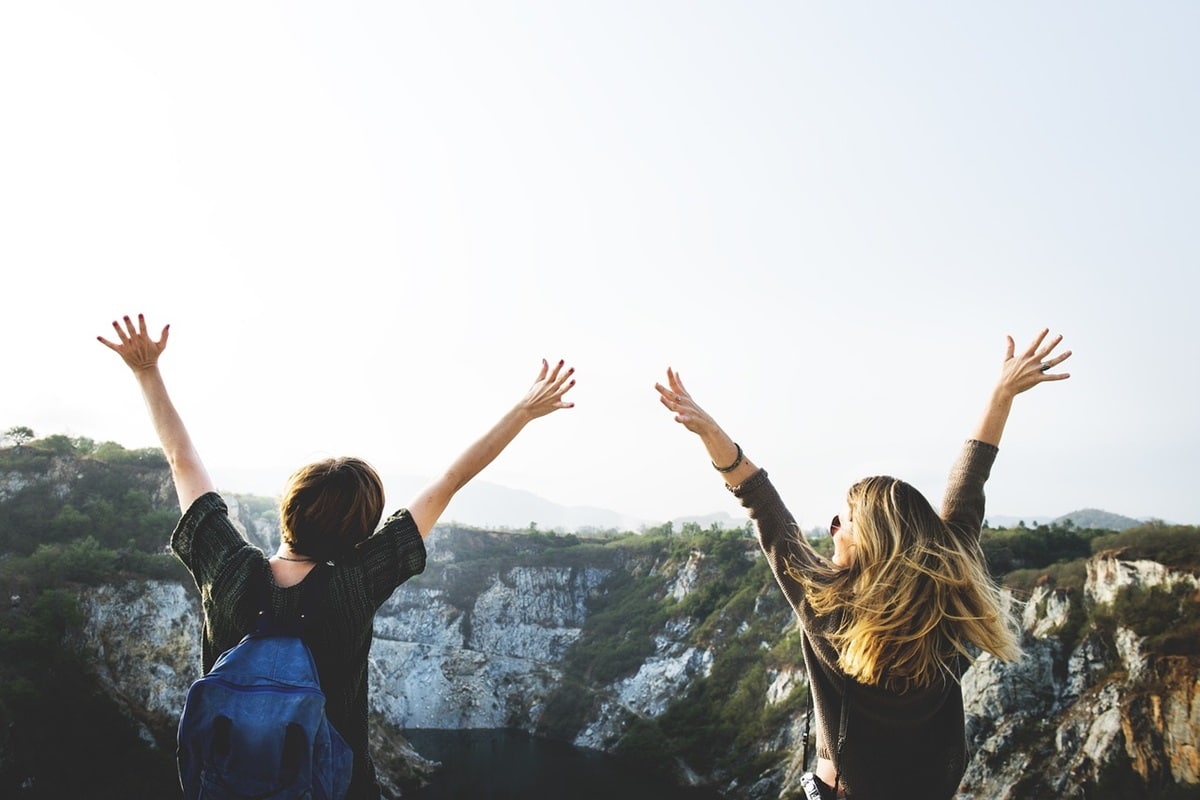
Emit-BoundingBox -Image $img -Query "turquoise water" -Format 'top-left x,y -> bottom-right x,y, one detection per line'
404,729 -> 724,800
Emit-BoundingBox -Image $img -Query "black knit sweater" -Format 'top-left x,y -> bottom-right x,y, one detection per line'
172,492 -> 427,799
731,439 -> 998,799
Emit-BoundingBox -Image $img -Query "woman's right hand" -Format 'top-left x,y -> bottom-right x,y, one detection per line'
656,368 -> 753,484
655,368 -> 719,437
97,313 -> 169,373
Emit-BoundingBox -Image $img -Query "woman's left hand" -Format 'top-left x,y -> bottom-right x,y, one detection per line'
516,359 -> 576,420
996,328 -> 1072,399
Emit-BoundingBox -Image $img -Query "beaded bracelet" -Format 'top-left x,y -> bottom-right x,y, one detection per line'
712,442 -> 744,473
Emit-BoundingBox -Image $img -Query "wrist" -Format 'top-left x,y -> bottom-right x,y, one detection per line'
989,386 -> 1017,408
712,442 -> 744,473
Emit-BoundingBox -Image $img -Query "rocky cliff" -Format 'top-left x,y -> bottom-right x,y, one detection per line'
69,498 -> 1200,798
3,449 -> 1197,797
954,555 -> 1200,799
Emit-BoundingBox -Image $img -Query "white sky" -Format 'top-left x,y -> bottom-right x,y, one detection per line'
2,2 -> 1197,528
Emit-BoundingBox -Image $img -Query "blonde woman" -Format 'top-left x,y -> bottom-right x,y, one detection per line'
655,329 -> 1071,800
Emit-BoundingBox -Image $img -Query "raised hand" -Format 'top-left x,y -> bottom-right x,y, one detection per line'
97,313 -> 213,508
655,367 -> 752,484
996,328 -> 1072,400
973,328 -> 1072,447
654,368 -> 717,436
517,359 -> 577,420
98,313 -> 169,373
408,358 -> 578,537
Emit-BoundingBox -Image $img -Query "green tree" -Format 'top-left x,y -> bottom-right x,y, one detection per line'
644,521 -> 674,537
92,441 -> 130,460
35,434 -> 76,454
2,426 -> 34,447
50,504 -> 91,541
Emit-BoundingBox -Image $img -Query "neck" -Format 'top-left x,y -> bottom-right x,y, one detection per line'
273,552 -> 315,563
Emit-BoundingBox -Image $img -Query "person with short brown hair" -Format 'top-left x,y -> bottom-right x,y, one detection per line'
100,313 -> 577,799
278,457 -> 387,563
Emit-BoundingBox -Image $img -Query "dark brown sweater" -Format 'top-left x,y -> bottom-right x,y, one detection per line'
172,492 -> 427,799
731,439 -> 998,799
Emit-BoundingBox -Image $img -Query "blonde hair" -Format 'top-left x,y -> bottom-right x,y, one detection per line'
279,457 -> 385,563
799,476 -> 1021,691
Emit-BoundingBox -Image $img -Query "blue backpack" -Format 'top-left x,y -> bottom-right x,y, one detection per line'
177,564 -> 353,800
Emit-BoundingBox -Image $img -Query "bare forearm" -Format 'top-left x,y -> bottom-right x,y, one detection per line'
408,405 -> 537,535
408,358 -> 576,536
440,406 -> 531,494
134,367 -> 213,509
694,427 -> 759,489
972,387 -> 1015,447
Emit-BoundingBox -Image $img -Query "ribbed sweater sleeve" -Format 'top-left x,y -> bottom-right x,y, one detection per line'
356,508 -> 426,609
729,469 -> 825,625
941,440 -> 998,543
171,492 -> 254,600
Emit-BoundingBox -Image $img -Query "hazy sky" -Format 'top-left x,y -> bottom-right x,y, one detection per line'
2,2 -> 1197,529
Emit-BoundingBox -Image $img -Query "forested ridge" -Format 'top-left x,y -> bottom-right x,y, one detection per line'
2,429 -> 1198,797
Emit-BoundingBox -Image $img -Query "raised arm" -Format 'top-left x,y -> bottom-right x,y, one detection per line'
654,368 -> 758,488
407,359 -> 576,537
98,314 -> 215,511
973,328 -> 1072,447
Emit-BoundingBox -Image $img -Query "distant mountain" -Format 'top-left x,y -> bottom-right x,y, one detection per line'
437,479 -> 647,533
1051,508 -> 1147,531
985,509 -> 1148,532
389,475 -> 742,533
427,482 -> 1162,535
217,467 -> 1147,535
443,484 -> 1148,535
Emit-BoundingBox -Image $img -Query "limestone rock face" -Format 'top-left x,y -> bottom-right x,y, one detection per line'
72,534 -> 1200,799
1,454 -> 174,507
1087,554 -> 1200,606
953,556 -> 1200,799
28,448 -> 1192,796
78,580 -> 201,744
573,638 -> 714,750
368,561 -> 609,730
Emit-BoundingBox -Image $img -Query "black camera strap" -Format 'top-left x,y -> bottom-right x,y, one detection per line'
802,666 -> 850,798
833,674 -> 848,795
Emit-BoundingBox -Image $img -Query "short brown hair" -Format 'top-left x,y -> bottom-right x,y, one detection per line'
279,457 -> 385,562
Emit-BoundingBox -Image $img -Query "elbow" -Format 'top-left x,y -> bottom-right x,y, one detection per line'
166,450 -> 201,477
